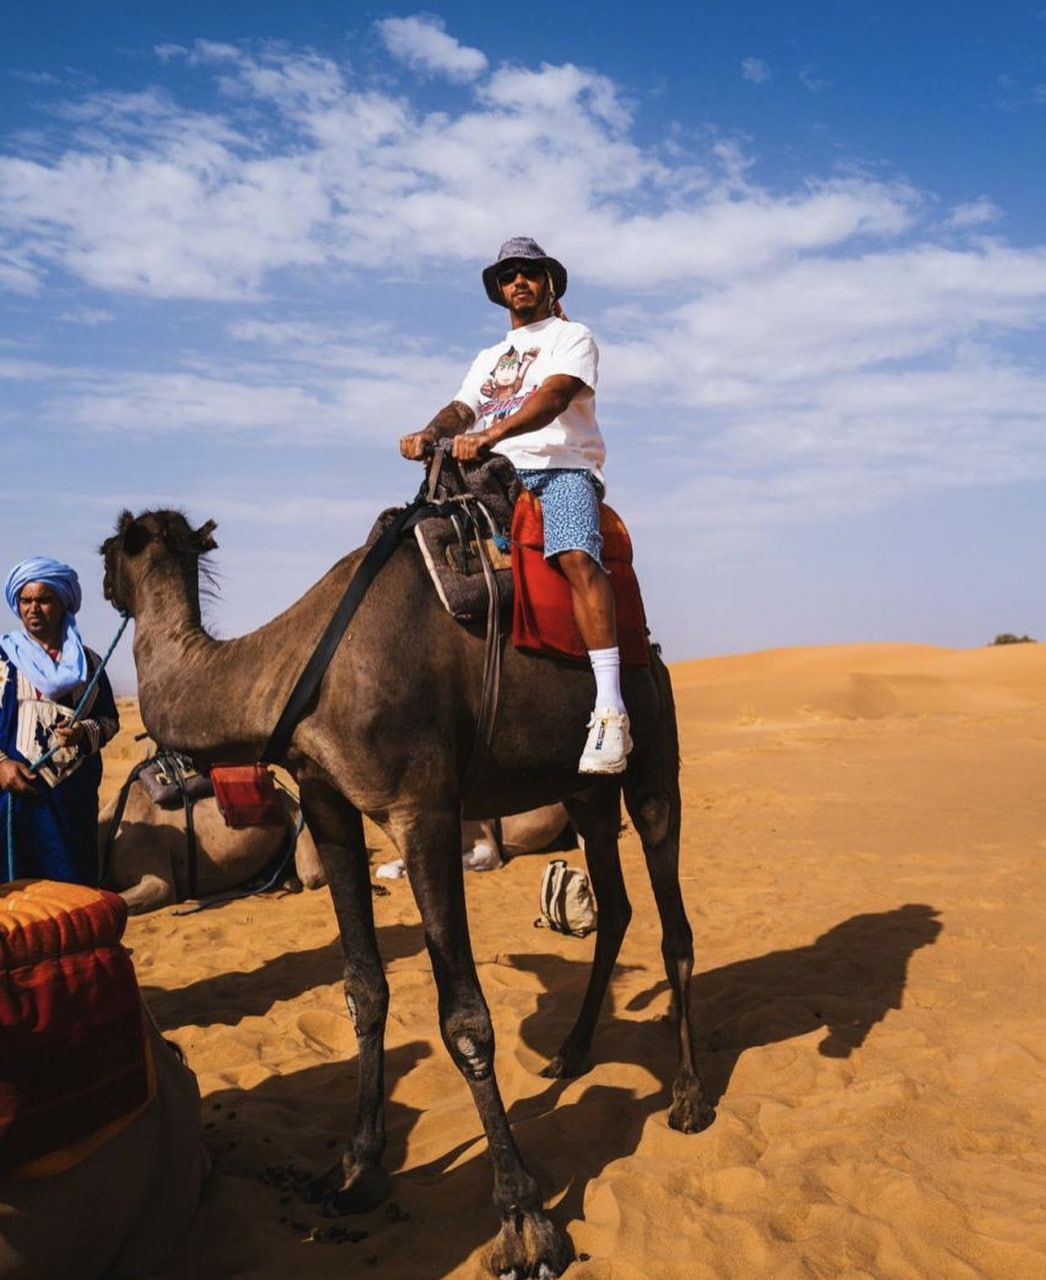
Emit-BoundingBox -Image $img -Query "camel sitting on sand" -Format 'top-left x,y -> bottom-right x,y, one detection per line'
100,774 -> 325,914
1,1022 -> 205,1280
462,802 -> 573,867
102,507 -> 713,1280
377,803 -> 573,875
1,881 -> 206,1279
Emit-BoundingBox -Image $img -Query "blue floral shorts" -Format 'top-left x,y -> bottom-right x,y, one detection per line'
516,468 -> 604,566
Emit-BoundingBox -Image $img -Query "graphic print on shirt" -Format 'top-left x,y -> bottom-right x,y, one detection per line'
478,345 -> 540,423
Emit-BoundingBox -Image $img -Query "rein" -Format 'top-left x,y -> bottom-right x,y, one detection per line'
3,612 -> 130,883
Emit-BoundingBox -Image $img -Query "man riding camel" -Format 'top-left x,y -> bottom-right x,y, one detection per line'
400,236 -> 631,774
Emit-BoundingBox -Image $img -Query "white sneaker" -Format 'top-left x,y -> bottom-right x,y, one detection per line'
578,708 -> 633,774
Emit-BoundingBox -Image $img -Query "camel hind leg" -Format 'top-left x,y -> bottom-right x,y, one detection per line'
545,781 -> 632,1079
298,779 -> 391,1214
622,664 -> 715,1133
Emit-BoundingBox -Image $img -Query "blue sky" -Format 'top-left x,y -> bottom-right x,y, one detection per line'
3,3 -> 1045,692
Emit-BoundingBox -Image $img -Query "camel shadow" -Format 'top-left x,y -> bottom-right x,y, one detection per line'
168,1039 -> 435,1278
143,920 -> 428,1029
505,902 -> 942,1225
517,902 -> 943,1100
176,1041 -> 656,1279
155,904 -> 941,1276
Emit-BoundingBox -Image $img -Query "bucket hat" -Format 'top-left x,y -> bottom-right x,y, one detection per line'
482,236 -> 568,307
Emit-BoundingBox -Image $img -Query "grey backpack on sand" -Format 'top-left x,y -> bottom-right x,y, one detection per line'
535,859 -> 597,938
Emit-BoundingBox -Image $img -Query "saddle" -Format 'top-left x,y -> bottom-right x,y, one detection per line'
390,453 -> 651,667
368,450 -> 520,622
137,751 -> 213,808
512,491 -> 651,667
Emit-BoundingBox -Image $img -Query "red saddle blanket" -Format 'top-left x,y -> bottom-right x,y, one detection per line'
511,490 -> 651,666
0,880 -> 152,1176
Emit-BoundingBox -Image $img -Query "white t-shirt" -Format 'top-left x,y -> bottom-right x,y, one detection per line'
453,316 -> 605,483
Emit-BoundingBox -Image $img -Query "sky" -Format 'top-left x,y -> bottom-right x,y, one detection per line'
2,2 -> 1045,693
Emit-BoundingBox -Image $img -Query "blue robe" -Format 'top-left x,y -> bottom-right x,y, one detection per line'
0,651 -> 119,886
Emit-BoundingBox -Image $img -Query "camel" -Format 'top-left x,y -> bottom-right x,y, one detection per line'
101,506 -> 713,1279
463,802 -> 574,867
377,804 -> 575,876
1,880 -> 206,1279
100,774 -> 326,914
1,1021 -> 206,1279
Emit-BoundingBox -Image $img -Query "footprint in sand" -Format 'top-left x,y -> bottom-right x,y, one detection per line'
297,1009 -> 354,1057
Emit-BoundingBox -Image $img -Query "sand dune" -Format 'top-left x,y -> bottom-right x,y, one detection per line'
101,642 -> 1046,1279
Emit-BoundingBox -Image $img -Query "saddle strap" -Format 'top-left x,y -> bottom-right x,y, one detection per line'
99,757 -> 152,886
261,499 -> 441,767
180,769 -> 199,902
459,495 -> 504,793
261,454 -> 507,794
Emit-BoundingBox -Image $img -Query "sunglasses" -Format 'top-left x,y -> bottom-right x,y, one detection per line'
497,263 -> 545,286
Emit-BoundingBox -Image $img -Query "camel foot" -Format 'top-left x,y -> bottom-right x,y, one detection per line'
306,1161 -> 391,1215
667,1075 -> 716,1134
489,1209 -> 573,1280
540,1048 -> 592,1080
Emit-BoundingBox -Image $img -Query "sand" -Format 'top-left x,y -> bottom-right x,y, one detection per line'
101,642 -> 1046,1279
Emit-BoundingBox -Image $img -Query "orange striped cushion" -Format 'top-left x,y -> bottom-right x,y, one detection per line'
0,880 -> 152,1175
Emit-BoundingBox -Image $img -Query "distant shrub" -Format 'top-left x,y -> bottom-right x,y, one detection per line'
990,633 -> 1037,645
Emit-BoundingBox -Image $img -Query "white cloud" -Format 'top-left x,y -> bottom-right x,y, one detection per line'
154,43 -> 188,63
0,47 -> 923,300
741,58 -> 771,85
0,27 -> 1045,584
944,198 -> 1001,229
799,66 -> 829,93
58,307 -> 113,325
377,15 -> 487,82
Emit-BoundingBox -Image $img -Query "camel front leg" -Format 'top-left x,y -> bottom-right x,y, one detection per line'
392,804 -> 573,1280
299,780 -> 391,1213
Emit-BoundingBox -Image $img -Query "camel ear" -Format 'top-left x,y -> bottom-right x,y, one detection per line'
119,513 -> 150,557
195,519 -> 218,552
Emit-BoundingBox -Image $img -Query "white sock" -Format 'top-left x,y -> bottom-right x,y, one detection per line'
588,646 -> 625,713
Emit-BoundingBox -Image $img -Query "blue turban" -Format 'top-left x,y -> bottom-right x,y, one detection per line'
0,557 -> 89,699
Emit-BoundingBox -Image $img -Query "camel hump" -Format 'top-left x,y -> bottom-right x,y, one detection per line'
0,880 -> 153,1176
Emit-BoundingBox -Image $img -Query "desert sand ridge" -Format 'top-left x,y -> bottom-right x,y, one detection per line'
101,642 -> 1046,1279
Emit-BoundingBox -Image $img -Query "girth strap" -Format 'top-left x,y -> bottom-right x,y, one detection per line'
99,757 -> 151,887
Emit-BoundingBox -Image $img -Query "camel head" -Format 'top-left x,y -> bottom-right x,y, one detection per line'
102,510 -> 218,618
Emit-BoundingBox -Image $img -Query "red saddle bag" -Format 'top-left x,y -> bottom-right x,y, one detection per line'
209,764 -> 285,828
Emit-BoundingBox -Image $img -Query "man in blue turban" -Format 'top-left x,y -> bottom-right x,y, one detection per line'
0,557 -> 120,884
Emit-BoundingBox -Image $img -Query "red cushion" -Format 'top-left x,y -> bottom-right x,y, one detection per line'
511,491 -> 651,666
